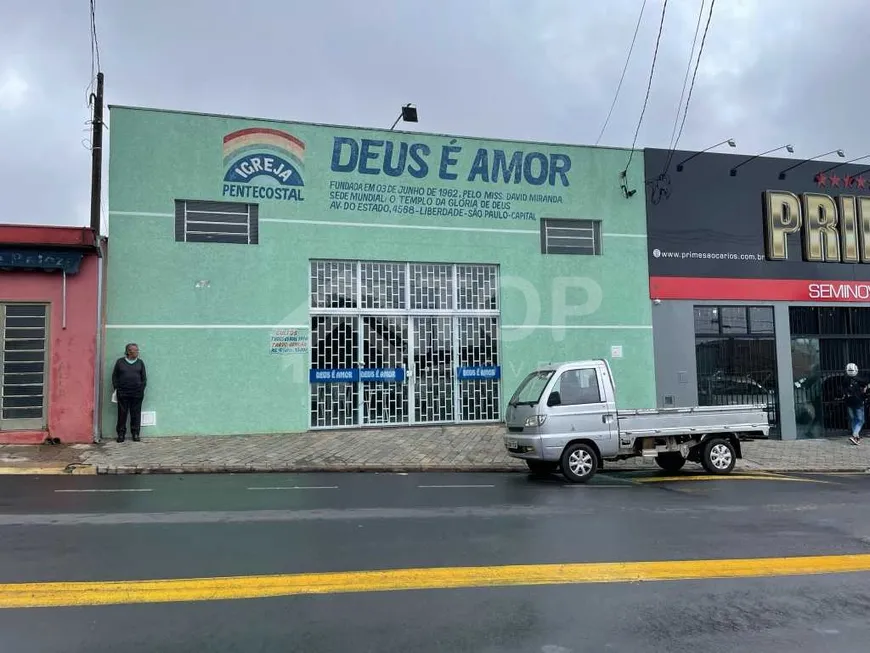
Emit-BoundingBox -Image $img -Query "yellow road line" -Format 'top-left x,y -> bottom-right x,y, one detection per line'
3,554 -> 870,609
748,471 -> 835,484
0,466 -> 95,476
633,474 -> 828,484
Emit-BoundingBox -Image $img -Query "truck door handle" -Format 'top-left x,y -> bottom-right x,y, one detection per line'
602,414 -> 611,423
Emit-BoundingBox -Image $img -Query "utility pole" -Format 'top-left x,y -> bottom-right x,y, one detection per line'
89,72 -> 104,236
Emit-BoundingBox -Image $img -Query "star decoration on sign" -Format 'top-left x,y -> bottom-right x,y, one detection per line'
812,171 -> 869,191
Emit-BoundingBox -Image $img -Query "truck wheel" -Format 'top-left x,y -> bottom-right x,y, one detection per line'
560,443 -> 598,484
701,437 -> 736,475
526,460 -> 558,475
655,452 -> 686,473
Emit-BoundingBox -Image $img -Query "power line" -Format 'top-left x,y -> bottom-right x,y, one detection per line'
623,0 -> 669,175
87,0 -> 102,107
662,0 -> 706,173
669,0 -> 717,161
595,0 -> 648,146
90,0 -> 101,73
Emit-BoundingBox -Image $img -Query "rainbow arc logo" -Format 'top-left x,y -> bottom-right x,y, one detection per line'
222,128 -> 306,201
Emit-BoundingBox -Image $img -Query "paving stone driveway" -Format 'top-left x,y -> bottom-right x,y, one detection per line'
78,425 -> 870,474
2,425 -> 870,474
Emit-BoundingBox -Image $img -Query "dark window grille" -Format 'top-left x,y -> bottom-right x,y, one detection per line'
175,199 -> 259,245
693,305 -> 778,435
540,219 -> 601,255
790,307 -> 870,337
1,304 -> 48,428
790,307 -> 870,438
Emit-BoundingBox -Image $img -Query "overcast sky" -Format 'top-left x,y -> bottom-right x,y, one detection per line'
3,0 -> 870,228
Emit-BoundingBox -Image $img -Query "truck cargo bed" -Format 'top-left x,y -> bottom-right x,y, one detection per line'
616,404 -> 770,438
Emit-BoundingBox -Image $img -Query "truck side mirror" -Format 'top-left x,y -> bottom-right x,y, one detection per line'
547,391 -> 561,407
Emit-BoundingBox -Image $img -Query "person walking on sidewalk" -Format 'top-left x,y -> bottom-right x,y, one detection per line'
842,363 -> 869,445
112,343 -> 147,443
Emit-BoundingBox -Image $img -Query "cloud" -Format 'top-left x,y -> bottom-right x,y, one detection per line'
0,68 -> 28,112
2,0 -> 870,226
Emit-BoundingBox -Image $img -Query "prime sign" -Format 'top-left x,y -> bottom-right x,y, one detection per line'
764,190 -> 870,263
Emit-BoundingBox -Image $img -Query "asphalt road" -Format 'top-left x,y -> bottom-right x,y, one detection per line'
1,469 -> 870,652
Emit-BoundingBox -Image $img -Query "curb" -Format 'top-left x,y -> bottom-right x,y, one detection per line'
87,464 -> 870,475
746,468 -> 870,474
93,463 -> 528,474
0,464 -> 96,476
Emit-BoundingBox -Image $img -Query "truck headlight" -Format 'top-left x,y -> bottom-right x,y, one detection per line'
524,414 -> 547,427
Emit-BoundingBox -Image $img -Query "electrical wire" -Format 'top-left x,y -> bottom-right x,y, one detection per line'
623,0 -> 669,175
669,0 -> 716,162
91,0 -> 101,73
87,0 -> 102,107
595,0 -> 648,146
662,0 -> 706,174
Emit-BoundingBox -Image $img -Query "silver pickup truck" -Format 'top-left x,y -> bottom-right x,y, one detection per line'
504,359 -> 771,483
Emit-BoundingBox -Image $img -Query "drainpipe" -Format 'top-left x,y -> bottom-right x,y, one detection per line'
62,270 -> 67,329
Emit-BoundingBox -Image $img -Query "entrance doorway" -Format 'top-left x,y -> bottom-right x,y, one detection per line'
791,307 -> 870,438
692,305 -> 779,435
309,260 -> 501,428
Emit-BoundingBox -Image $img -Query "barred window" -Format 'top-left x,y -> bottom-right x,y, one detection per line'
174,200 -> 258,245
1,303 -> 49,429
540,218 -> 601,255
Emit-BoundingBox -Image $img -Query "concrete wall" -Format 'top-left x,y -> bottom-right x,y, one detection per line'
104,106 -> 656,436
0,255 -> 99,444
650,301 -> 699,408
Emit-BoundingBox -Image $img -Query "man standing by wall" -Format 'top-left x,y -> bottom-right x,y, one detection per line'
112,343 -> 147,442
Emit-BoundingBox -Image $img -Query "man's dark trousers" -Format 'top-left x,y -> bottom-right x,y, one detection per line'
117,395 -> 143,442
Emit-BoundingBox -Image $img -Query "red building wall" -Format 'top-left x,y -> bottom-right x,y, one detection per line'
0,252 -> 100,444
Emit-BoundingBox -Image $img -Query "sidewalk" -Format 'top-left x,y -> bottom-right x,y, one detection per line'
1,425 -> 870,475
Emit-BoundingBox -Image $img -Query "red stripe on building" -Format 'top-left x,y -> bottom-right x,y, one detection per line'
649,276 -> 870,302
222,128 -> 305,150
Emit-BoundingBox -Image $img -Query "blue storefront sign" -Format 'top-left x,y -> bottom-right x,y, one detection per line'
456,366 -> 501,381
359,368 -> 406,382
309,368 -> 406,383
309,369 -> 359,383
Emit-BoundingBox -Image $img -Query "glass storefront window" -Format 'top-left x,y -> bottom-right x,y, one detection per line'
749,307 -> 774,334
693,305 -> 778,436
693,307 -> 719,335
792,337 -> 822,440
719,307 -> 748,334
790,307 -> 870,439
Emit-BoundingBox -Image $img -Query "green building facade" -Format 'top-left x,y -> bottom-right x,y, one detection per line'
103,106 -> 654,436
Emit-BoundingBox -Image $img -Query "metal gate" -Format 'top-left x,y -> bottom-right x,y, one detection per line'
1,303 -> 49,431
309,260 -> 500,429
791,307 -> 870,438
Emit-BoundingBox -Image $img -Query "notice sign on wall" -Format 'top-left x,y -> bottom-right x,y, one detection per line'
270,328 -> 308,354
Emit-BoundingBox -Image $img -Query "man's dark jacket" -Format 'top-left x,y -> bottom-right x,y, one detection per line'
112,358 -> 147,398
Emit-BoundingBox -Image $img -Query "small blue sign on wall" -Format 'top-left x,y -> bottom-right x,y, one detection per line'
309,369 -> 359,383
457,366 -> 501,381
309,368 -> 407,383
359,368 -> 406,382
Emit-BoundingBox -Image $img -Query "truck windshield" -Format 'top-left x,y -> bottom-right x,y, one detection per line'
509,370 -> 554,405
